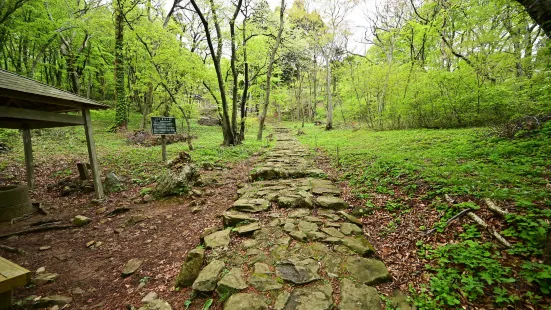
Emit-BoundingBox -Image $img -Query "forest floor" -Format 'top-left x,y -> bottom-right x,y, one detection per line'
0,114 -> 550,309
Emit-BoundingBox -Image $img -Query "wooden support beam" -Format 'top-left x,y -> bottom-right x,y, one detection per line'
82,108 -> 104,199
0,106 -> 84,125
22,128 -> 34,189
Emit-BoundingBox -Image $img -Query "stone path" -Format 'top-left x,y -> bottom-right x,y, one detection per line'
175,128 -> 403,310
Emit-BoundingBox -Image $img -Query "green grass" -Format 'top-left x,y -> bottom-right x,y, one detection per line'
0,110 -> 267,184
289,121 -> 551,309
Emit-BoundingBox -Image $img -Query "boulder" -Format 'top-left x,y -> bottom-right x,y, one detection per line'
216,268 -> 248,294
103,172 -> 122,193
204,229 -> 231,248
153,164 -> 199,197
232,198 -> 270,213
175,248 -> 205,287
224,293 -> 268,310
276,257 -> 320,284
346,257 -> 391,285
122,258 -> 143,277
338,278 -> 381,310
192,259 -> 225,292
198,116 -> 221,126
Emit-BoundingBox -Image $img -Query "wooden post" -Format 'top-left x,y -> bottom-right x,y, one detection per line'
161,135 -> 167,162
82,108 -> 104,199
22,128 -> 34,189
0,290 -> 12,309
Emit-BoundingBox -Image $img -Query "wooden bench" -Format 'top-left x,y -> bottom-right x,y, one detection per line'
0,257 -> 30,309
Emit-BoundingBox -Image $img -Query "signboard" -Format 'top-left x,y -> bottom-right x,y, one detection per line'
151,117 -> 176,135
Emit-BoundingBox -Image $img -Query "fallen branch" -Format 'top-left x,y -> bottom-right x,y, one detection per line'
10,212 -> 35,224
484,198 -> 509,217
425,208 -> 471,235
0,245 -> 27,255
0,225 -> 76,239
467,212 -> 512,248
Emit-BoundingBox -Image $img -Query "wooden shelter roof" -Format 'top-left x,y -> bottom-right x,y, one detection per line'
0,69 -> 109,130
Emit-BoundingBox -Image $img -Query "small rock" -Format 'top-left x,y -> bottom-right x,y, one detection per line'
321,227 -> 345,238
216,267 -> 248,294
298,221 -> 318,233
340,223 -> 362,235
342,236 -> 375,256
125,215 -> 147,227
339,211 -> 362,225
192,259 -> 225,292
338,278 -> 381,310
141,292 -> 158,303
286,283 -> 333,310
122,258 -> 143,277
143,194 -> 154,203
315,196 -> 348,210
33,272 -> 59,285
346,257 -> 391,285
235,222 -> 261,235
96,207 -> 107,214
191,207 -> 202,214
73,215 -> 91,227
276,257 -> 320,284
138,299 -> 172,310
39,246 -> 51,251
86,241 -> 96,248
274,291 -> 290,310
72,287 -> 85,295
222,210 -> 257,227
33,295 -> 72,308
232,198 -> 271,213
204,229 -> 231,248
36,267 -> 46,274
289,230 -> 307,242
253,263 -> 271,274
224,293 -> 268,310
175,248 -> 205,288
115,228 -> 124,234
247,273 -> 282,291
288,209 -> 310,218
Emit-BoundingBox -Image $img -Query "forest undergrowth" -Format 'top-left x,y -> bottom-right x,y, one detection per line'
293,121 -> 551,309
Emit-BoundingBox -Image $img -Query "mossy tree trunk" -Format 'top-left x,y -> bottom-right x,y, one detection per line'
113,0 -> 128,131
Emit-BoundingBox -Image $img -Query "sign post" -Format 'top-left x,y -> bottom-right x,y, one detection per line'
151,117 -> 177,162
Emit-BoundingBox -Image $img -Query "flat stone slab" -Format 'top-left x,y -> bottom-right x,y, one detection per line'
315,196 -> 348,210
276,257 -> 320,284
247,273 -> 283,291
340,223 -> 362,235
122,258 -> 143,277
233,198 -> 270,213
298,221 -> 318,233
338,278 -> 381,309
346,257 -> 391,285
236,222 -> 261,235
204,229 -> 231,248
224,293 -> 268,310
321,227 -> 345,238
285,283 -> 333,310
223,210 -> 257,227
311,179 -> 341,196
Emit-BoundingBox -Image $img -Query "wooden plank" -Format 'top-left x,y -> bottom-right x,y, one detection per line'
0,257 -> 30,294
0,106 -> 84,125
22,128 -> 34,189
0,121 -> 80,130
82,108 -> 104,199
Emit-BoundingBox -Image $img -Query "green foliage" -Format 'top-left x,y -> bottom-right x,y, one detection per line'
202,298 -> 213,310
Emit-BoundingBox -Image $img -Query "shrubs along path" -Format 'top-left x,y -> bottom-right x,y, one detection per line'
175,128 -> 411,309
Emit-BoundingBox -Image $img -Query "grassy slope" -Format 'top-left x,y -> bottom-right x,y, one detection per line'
0,110 -> 266,185
291,122 -> 551,309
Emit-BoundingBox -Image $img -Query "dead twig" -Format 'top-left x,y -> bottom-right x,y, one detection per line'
0,225 -> 76,239
425,208 -> 471,235
0,245 -> 27,255
484,198 -> 509,217
467,212 -> 512,248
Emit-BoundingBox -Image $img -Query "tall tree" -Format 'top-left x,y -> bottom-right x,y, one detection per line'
257,0 -> 285,140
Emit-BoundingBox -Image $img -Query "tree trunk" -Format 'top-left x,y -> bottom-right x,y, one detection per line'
325,54 -> 333,130
257,0 -> 285,140
113,0 -> 128,131
515,0 -> 551,37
